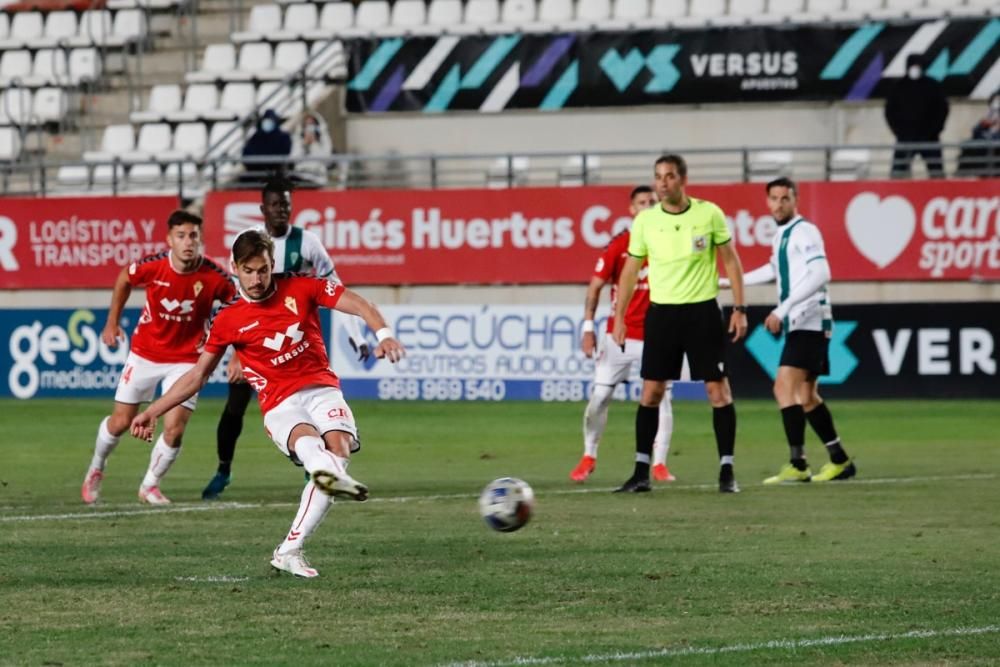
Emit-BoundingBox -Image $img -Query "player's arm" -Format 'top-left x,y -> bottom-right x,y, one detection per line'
130,350 -> 224,441
765,256 -> 831,335
718,242 -> 748,342
612,257 -> 642,347
329,288 -> 405,363
581,275 -> 606,358
102,266 -> 133,348
721,262 -> 774,288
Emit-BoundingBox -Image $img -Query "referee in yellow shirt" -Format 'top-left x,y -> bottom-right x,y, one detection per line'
612,154 -> 748,493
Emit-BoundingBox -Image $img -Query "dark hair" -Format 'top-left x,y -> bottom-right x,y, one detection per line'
261,175 -> 294,203
232,229 -> 274,266
629,185 -> 653,200
654,153 -> 687,178
766,177 -> 798,195
167,210 -> 202,229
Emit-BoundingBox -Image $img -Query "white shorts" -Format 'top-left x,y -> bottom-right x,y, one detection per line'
115,351 -> 198,411
593,333 -> 690,386
263,385 -> 359,459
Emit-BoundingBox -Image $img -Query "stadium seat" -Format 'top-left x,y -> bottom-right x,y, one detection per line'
91,162 -> 126,186
71,10 -> 113,47
229,42 -> 274,81
69,48 -> 102,85
32,86 -> 68,123
205,120 -> 242,159
682,0 -> 725,25
304,1 -> 354,38
186,43 -> 237,83
0,12 -> 43,50
748,150 -> 793,181
500,0 -> 537,28
558,154 -> 601,186
206,82 -> 256,121
162,121 -> 208,161
255,81 -> 284,107
391,0 -> 428,32
0,14 -> 9,41
56,164 -> 91,188
271,41 -> 309,78
130,84 -> 182,123
801,0 -> 845,22
31,10 -> 77,49
726,0 -> 776,25
29,49 -> 70,87
0,126 -> 23,162
610,0 -> 650,26
574,0 -> 613,29
127,159 -> 164,187
232,4 -> 283,42
163,159 -> 200,187
528,0 -> 574,31
633,0 -> 686,27
275,2 -> 319,39
462,0 -> 502,32
308,40 -> 348,80
487,155 -> 530,187
167,83 -> 220,122
83,123 -> 135,162
349,0 -> 391,36
767,0 -> 804,19
110,9 -> 148,47
829,148 -> 871,180
0,51 -> 33,87
0,88 -> 32,126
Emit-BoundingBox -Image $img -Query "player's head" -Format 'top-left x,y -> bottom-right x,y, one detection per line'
165,210 -> 203,265
766,177 -> 798,224
653,154 -> 687,205
232,229 -> 276,299
628,185 -> 655,217
260,175 -> 293,237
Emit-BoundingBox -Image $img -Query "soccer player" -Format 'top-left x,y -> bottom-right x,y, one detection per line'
738,177 -> 856,483
130,230 -> 405,578
571,185 -> 680,484
613,154 -> 748,494
81,211 -> 235,505
201,176 -> 370,500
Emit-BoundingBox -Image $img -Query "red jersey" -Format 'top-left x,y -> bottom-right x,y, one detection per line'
128,252 -> 235,364
205,275 -> 345,415
593,231 -> 650,341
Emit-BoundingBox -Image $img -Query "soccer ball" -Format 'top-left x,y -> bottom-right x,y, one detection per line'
479,477 -> 534,532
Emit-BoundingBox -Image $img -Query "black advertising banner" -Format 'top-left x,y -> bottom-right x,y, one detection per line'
727,302 -> 1000,399
345,18 -> 1000,112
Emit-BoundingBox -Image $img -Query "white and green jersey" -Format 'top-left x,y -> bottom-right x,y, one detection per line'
267,225 -> 337,279
764,216 -> 832,333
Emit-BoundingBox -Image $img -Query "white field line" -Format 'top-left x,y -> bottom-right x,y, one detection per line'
1,473 -> 995,523
439,624 -> 1000,667
174,575 -> 249,583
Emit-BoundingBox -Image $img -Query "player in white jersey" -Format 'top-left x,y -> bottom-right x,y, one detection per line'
737,178 -> 855,484
202,176 -> 370,500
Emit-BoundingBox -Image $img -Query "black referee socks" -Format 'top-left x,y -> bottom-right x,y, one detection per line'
712,403 -> 736,458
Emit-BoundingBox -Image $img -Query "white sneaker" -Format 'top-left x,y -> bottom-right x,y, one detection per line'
81,468 -> 104,505
311,469 -> 368,501
271,548 -> 318,578
138,485 -> 171,505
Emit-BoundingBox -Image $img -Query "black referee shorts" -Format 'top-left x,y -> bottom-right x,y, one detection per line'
779,330 -> 830,378
641,298 -> 726,382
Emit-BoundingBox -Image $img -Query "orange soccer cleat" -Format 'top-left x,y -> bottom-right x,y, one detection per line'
569,455 -> 596,483
652,463 -> 676,482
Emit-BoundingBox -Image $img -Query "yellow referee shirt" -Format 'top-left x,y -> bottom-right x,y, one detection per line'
628,197 -> 731,304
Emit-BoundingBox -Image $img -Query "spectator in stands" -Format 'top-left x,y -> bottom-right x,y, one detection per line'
957,91 -> 1000,178
884,54 -> 949,179
291,111 -> 333,187
241,109 -> 292,182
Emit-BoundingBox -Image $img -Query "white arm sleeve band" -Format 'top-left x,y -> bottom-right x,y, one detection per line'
742,263 -> 776,286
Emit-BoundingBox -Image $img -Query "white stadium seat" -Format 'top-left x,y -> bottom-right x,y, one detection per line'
32,11 -> 78,49
273,42 -> 309,76
305,1 -> 354,38
0,88 -> 33,125
0,51 -> 33,86
487,156 -> 530,188
0,13 -> 43,50
392,0 -> 428,30
748,150 -> 794,181
421,0 -> 463,33
72,10 -> 113,47
167,84 -> 220,122
57,164 -> 91,188
0,13 -> 9,40
558,154 -> 602,186
350,0 -> 391,35
464,0 -> 502,30
206,120 -> 242,159
232,4 -> 283,42
768,0 -> 804,17
275,2 -> 319,39
111,9 -> 148,46
229,42 -> 274,81
186,43 -> 237,83
164,121 -> 208,160
829,148 -> 871,180
501,0 -> 537,27
612,0 -> 650,22
131,84 -> 183,123
69,48 -> 102,85
84,124 -> 135,162
32,87 -> 68,123
30,49 -> 70,87
0,127 -> 23,161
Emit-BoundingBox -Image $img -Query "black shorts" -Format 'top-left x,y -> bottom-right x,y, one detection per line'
641,299 -> 726,382
780,330 -> 830,377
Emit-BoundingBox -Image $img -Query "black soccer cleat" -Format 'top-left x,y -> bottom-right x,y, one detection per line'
613,475 -> 651,493
719,464 -> 740,494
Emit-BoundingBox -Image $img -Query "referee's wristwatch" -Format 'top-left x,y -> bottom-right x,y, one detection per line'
732,305 -> 747,313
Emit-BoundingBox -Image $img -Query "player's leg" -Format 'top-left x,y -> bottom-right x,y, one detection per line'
203,380 -> 254,500
138,404 -> 193,505
651,382 -> 675,482
801,379 -> 856,482
82,400 -> 140,504
688,300 -> 739,493
574,334 -> 629,482
763,363 -> 813,485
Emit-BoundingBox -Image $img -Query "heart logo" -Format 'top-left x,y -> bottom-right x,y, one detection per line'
844,193 -> 916,269
600,48 -> 645,92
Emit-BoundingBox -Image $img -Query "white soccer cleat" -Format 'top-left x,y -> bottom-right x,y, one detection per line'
310,470 -> 368,502
81,468 -> 104,505
138,485 -> 172,505
271,548 -> 318,578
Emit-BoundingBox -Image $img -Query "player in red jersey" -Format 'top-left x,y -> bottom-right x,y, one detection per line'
129,230 -> 405,578
570,186 -> 685,484
81,211 -> 235,506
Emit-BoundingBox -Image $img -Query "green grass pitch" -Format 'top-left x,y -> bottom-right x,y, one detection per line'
1,398 -> 999,666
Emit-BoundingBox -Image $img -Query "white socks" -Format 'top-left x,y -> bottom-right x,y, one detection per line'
278,480 -> 333,555
653,385 -> 674,466
141,435 -> 180,489
293,435 -> 348,476
583,384 -> 615,458
89,416 -> 120,472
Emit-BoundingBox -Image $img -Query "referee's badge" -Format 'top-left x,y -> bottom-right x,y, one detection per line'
692,235 -> 707,252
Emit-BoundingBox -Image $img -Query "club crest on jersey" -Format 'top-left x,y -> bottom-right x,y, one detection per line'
193,280 -> 203,297
692,235 -> 707,252
284,296 -> 298,315
290,251 -> 300,266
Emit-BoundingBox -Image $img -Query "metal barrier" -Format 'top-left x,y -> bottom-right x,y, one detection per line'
1,140 -> 998,201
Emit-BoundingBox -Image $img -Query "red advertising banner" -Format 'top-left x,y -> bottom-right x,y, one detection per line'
203,179 -> 1000,284
0,196 -> 179,289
